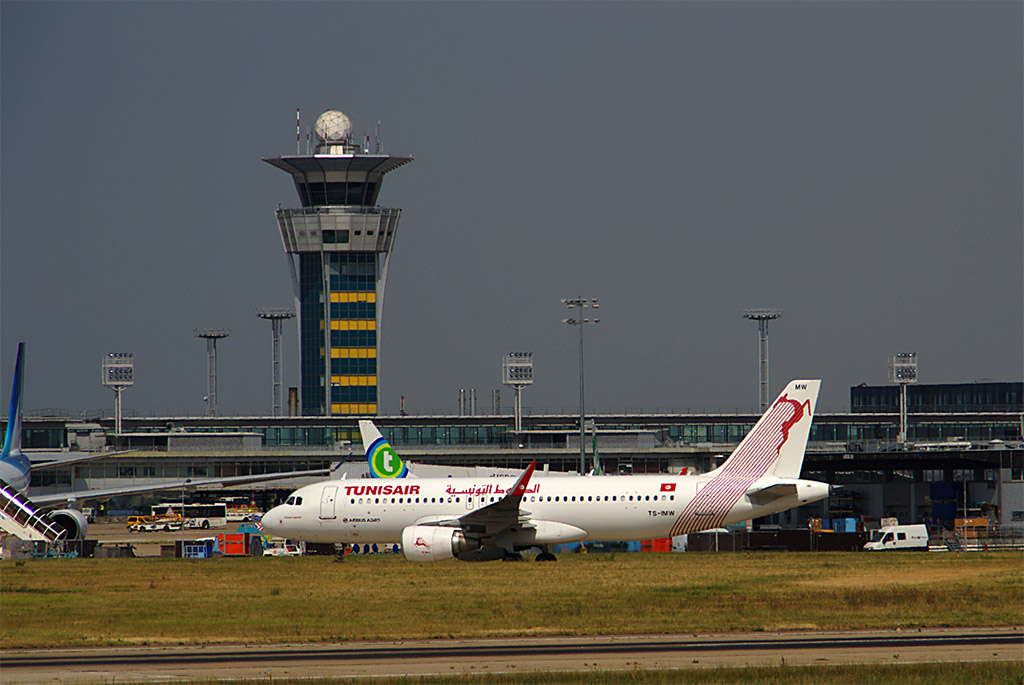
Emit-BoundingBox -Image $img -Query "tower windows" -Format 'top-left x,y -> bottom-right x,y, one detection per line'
298,182 -> 379,207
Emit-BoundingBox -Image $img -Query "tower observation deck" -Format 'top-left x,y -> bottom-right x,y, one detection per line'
263,110 -> 413,416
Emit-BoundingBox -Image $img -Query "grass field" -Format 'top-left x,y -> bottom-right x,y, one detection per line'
1,551 -> 1021,649
213,662 -> 1023,684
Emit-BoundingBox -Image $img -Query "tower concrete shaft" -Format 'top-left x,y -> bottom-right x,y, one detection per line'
264,110 -> 412,417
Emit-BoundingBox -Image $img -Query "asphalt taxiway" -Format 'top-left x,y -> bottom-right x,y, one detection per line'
3,626 -> 1021,682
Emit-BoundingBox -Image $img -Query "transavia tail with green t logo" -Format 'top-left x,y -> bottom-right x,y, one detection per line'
361,420 -> 409,478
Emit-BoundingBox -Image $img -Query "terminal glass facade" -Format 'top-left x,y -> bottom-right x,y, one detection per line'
851,382 -> 1023,413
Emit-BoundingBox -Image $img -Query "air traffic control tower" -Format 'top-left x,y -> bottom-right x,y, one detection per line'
263,110 -> 412,416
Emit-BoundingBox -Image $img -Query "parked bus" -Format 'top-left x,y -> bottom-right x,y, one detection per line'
150,502 -> 228,530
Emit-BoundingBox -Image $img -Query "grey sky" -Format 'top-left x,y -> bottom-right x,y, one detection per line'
2,2 -> 1021,417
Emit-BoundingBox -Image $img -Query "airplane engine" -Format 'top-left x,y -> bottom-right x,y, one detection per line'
47,509 -> 88,540
401,525 -> 478,562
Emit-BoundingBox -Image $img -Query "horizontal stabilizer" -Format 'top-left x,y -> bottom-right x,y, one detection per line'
745,482 -> 798,503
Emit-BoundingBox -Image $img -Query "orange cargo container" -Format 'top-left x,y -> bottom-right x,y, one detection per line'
640,538 -> 672,553
215,533 -> 253,555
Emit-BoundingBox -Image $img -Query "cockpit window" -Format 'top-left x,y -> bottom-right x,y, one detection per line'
295,497 -> 302,506
286,496 -> 295,505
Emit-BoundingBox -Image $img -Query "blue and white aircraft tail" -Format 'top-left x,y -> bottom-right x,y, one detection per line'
1,343 -> 31,493
360,420 -> 409,478
1,343 -> 67,541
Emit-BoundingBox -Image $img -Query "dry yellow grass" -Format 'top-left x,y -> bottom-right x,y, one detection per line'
1,551 -> 1020,649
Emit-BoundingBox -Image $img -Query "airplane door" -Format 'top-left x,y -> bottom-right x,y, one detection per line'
319,486 -> 338,520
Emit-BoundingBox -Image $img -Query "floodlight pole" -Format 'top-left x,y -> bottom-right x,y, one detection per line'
562,298 -> 599,474
502,352 -> 534,434
889,352 -> 918,446
256,309 -> 296,416
101,353 -> 134,436
743,309 -> 782,412
195,329 -> 230,417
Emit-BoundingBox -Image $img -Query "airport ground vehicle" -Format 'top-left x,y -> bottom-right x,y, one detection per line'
863,523 -> 929,550
264,542 -> 303,556
127,514 -> 183,532
212,531 -> 265,556
225,501 -> 263,522
149,502 -> 228,529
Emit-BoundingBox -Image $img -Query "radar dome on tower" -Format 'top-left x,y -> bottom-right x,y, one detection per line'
315,110 -> 353,143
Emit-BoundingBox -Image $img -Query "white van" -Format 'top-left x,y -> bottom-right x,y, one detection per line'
863,524 -> 928,551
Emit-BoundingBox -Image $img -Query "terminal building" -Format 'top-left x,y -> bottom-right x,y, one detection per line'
262,110 -> 412,417
11,382 -> 1023,534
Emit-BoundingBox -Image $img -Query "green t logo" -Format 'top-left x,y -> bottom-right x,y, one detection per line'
370,442 -> 407,478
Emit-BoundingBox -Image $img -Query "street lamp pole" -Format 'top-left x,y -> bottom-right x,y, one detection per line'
562,297 -> 599,474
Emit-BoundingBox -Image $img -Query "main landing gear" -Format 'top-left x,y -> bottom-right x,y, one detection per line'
535,545 -> 557,562
495,546 -> 559,562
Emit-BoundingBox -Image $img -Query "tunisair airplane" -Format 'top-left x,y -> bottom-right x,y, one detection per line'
263,380 -> 833,561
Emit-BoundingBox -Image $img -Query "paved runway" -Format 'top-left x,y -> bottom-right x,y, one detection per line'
3,626 -> 1021,682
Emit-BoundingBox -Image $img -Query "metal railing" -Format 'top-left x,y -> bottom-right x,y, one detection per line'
276,206 -> 401,217
0,483 -> 65,541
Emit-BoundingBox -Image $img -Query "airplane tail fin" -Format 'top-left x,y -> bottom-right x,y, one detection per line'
1,343 -> 32,491
713,380 -> 820,481
2,343 -> 26,462
359,419 -> 409,478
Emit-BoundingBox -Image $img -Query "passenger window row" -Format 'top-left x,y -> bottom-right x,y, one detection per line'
347,493 -> 676,506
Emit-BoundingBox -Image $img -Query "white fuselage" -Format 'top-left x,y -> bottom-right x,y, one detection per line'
263,473 -> 830,545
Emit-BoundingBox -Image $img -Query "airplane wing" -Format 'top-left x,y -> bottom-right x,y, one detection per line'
455,462 -> 536,536
28,450 -> 140,470
30,467 -> 331,508
413,462 -> 538,532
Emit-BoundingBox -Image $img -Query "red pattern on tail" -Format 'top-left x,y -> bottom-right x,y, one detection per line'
669,393 -> 810,536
